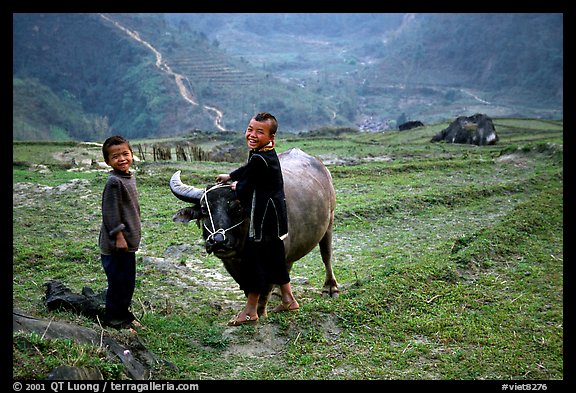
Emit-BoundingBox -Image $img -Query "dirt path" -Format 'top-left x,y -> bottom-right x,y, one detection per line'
99,14 -> 226,131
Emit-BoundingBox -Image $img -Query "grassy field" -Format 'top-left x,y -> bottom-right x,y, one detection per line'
12,119 -> 563,383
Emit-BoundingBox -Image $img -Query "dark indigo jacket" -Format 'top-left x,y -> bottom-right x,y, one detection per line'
230,148 -> 288,241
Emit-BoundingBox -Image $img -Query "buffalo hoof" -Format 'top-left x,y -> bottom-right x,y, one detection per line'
322,289 -> 339,299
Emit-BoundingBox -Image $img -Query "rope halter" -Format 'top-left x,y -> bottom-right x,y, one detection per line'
201,183 -> 244,243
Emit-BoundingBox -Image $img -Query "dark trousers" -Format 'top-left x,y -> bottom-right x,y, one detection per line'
101,252 -> 136,326
240,237 -> 290,295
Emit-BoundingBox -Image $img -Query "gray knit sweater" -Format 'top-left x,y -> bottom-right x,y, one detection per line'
98,170 -> 141,255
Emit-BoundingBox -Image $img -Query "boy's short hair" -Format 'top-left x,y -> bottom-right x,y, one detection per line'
102,135 -> 132,161
254,112 -> 278,135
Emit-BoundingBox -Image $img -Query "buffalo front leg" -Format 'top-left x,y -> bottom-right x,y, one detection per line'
257,286 -> 273,317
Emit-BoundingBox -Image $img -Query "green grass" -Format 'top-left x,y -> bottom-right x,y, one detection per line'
12,118 -> 563,380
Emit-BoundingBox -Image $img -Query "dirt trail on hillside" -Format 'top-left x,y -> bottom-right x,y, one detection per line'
99,14 -> 226,131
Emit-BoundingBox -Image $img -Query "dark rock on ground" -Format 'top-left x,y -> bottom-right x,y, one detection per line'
399,120 -> 424,131
431,113 -> 498,145
44,280 -> 106,319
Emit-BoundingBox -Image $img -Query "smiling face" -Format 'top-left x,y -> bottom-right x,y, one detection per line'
105,143 -> 133,174
245,117 -> 275,150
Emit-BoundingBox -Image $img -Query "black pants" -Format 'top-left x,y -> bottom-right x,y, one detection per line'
240,236 -> 290,295
101,252 -> 136,326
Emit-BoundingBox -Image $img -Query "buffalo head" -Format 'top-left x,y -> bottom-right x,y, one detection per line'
170,170 -> 248,259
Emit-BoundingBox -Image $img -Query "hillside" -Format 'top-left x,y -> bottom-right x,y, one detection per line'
13,13 -> 200,140
13,13 -> 563,141
176,13 -> 563,126
13,13 -> 349,141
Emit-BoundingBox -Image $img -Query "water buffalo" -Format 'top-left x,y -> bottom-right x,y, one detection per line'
169,147 -> 339,317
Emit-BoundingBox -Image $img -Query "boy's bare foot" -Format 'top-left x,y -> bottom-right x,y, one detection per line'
129,320 -> 146,330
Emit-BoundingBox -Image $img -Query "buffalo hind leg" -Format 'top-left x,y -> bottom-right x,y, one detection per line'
319,226 -> 339,298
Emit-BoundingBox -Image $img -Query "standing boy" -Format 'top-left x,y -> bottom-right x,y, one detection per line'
99,135 -> 142,329
216,112 -> 299,326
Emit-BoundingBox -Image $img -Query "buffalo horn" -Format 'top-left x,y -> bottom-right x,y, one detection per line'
170,170 -> 204,203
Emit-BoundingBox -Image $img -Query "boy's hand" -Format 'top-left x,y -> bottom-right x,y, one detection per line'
115,232 -> 128,251
216,174 -> 231,183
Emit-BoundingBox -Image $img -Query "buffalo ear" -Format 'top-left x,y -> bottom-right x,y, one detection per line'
173,206 -> 203,224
